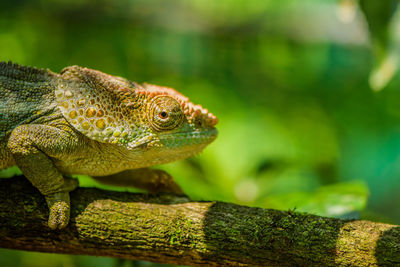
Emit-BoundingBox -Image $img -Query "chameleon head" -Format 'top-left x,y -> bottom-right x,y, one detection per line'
129,85 -> 218,161
56,66 -> 218,163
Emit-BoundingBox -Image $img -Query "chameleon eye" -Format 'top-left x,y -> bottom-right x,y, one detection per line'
159,111 -> 168,119
149,96 -> 184,131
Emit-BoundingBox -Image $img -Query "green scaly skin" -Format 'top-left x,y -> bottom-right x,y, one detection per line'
0,61 -> 218,229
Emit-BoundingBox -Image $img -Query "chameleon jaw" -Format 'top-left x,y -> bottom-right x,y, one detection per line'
128,127 -> 218,150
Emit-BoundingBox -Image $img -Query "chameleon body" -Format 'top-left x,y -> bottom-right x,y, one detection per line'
0,62 -> 218,229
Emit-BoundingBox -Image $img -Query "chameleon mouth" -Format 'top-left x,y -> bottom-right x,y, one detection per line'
129,127 -> 218,150
160,127 -> 218,145
149,127 -> 217,149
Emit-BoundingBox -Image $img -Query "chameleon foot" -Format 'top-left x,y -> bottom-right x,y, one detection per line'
147,169 -> 184,194
44,178 -> 77,230
93,168 -> 185,195
45,192 -> 71,230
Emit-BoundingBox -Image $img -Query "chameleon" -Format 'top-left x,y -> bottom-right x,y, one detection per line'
0,61 -> 218,229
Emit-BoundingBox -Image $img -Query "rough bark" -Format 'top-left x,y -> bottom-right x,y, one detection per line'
0,176 -> 399,266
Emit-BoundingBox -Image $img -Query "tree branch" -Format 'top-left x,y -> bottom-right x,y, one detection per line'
0,176 -> 399,266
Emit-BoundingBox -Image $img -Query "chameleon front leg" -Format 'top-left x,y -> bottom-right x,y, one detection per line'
8,124 -> 80,229
93,168 -> 184,194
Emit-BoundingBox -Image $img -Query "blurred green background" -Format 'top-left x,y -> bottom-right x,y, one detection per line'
1,0 -> 400,266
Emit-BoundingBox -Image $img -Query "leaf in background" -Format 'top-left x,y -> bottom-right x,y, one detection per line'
301,180 -> 369,217
359,0 -> 400,91
261,180 -> 369,218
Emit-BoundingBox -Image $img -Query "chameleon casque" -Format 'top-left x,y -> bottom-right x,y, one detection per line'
0,61 -> 218,229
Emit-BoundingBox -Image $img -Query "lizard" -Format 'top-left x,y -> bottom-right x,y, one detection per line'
0,61 -> 218,230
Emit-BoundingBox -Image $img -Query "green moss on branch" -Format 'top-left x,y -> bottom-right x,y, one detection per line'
0,176 -> 399,266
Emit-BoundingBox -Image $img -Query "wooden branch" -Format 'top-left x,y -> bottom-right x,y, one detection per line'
0,177 -> 399,266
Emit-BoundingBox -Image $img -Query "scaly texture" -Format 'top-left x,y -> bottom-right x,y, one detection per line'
0,62 -> 58,140
0,61 -> 218,229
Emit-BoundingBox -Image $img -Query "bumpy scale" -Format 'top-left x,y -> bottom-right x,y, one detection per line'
0,61 -> 218,229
